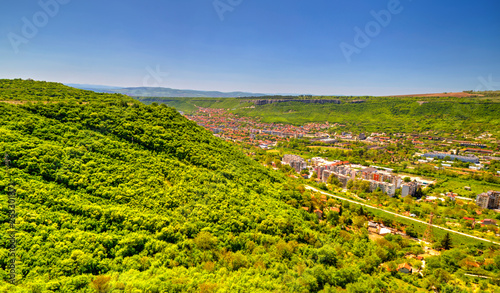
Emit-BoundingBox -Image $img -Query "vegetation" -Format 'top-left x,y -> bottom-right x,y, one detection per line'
0,80 -> 500,292
260,137 -> 500,241
148,94 -> 500,138
0,79 -> 131,103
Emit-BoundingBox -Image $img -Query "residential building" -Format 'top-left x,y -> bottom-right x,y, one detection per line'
482,219 -> 497,226
476,191 -> 500,209
282,154 -> 307,173
402,181 -> 419,197
397,263 -> 412,274
423,152 -> 479,164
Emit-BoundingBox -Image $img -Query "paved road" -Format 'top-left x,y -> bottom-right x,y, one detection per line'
305,185 -> 500,246
464,273 -> 494,280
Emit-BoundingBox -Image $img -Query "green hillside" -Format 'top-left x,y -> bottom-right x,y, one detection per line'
0,80 -> 499,292
148,95 -> 500,138
233,97 -> 500,137
0,79 -> 132,103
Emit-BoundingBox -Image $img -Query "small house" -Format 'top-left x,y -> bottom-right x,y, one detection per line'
397,263 -> 412,274
379,227 -> 392,236
482,219 -> 497,226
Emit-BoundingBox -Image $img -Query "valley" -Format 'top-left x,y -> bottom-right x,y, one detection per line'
1,80 -> 500,292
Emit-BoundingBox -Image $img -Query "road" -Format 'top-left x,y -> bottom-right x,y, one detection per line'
305,185 -> 500,246
464,273 -> 495,280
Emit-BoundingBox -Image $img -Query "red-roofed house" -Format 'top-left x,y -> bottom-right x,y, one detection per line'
482,219 -> 497,226
397,263 -> 412,274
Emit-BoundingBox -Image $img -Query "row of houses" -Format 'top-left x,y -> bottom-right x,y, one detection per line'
284,154 -> 423,197
317,164 -> 420,197
462,217 -> 497,227
422,152 -> 480,164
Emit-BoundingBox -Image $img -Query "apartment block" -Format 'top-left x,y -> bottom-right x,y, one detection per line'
282,154 -> 307,173
476,191 -> 500,209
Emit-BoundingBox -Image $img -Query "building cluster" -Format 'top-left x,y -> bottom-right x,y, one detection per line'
462,217 -> 497,228
316,162 -> 353,188
476,191 -> 500,210
282,154 -> 307,173
457,141 -> 487,148
185,107 -> 331,147
309,159 -> 420,197
402,181 -> 419,197
422,152 -> 480,164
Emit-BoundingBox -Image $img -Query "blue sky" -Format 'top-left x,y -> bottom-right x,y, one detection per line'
1,0 -> 499,95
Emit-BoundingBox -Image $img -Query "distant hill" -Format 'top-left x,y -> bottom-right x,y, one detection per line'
65,83 -> 122,91
66,84 -> 270,98
153,94 -> 500,139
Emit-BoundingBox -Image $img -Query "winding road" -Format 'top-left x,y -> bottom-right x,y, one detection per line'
305,185 -> 500,246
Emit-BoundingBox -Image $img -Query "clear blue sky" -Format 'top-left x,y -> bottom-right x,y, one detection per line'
1,0 -> 499,95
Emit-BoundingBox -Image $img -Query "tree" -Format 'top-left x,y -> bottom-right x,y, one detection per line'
405,226 -> 418,238
195,231 -> 218,250
346,180 -> 354,190
403,177 -> 411,183
440,233 -> 453,250
91,275 -> 112,293
327,211 -> 340,226
327,174 -> 341,187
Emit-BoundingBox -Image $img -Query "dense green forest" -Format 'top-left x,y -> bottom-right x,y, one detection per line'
1,80 -> 500,292
0,79 -> 131,103
145,95 -> 500,138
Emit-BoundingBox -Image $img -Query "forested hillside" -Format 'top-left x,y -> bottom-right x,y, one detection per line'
1,80 -> 499,292
0,79 -> 131,103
